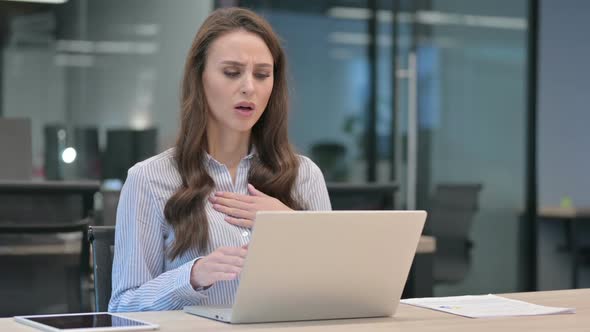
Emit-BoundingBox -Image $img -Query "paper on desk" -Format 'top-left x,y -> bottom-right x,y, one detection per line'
400,294 -> 575,318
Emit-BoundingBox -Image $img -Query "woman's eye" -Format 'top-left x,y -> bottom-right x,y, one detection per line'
255,73 -> 271,79
224,71 -> 240,78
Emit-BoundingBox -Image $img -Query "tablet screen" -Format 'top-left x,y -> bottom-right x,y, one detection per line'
16,313 -> 157,331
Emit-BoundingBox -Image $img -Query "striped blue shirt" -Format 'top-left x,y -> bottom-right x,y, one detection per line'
109,148 -> 331,312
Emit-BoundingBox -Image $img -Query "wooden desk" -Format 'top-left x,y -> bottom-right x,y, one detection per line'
0,241 -> 81,255
0,187 -> 97,315
538,207 -> 590,288
403,235 -> 436,299
0,180 -> 100,221
0,235 -> 434,315
0,236 -> 434,256
2,288 -> 587,331
0,219 -> 89,256
538,207 -> 590,219
417,235 -> 436,254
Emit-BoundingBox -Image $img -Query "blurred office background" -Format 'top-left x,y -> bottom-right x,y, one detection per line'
0,0 -> 589,317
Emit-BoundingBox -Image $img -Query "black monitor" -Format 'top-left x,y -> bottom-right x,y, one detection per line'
103,128 -> 157,181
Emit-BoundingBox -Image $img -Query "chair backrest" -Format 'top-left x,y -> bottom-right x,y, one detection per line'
88,226 -> 115,312
327,182 -> 398,210
427,183 -> 482,284
310,142 -> 348,181
428,184 -> 482,237
101,190 -> 121,226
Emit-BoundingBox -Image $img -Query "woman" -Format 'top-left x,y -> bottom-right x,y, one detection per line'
109,7 -> 331,312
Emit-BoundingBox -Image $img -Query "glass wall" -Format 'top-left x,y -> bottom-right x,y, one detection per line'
238,1 -> 374,182
240,0 -> 530,295
1,0 -> 213,182
414,0 -> 529,295
1,0 -> 215,315
2,0 -> 532,296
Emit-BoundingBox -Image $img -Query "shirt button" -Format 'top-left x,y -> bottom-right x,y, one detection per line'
242,231 -> 249,237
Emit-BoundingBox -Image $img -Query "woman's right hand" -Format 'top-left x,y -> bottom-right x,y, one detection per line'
190,246 -> 248,289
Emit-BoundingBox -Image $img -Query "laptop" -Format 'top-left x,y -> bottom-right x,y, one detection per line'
184,210 -> 427,324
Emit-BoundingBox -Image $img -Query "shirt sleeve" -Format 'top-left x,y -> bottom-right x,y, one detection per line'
294,156 -> 332,211
108,165 -> 209,312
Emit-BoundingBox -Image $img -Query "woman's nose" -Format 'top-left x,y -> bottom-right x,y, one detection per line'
240,75 -> 254,96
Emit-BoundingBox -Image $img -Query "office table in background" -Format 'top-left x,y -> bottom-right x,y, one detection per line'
538,207 -> 590,288
404,235 -> 436,298
0,180 -> 100,315
417,235 -> 436,254
1,288 -> 587,331
0,234 -> 434,256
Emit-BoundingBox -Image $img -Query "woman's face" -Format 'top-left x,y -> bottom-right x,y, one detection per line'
202,29 -> 274,136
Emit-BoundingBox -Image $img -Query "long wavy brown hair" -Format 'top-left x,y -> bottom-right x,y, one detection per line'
164,7 -> 302,260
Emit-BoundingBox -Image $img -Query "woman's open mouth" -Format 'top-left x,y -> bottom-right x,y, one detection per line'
234,102 -> 256,116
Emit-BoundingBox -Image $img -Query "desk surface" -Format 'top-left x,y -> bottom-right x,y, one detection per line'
2,289 -> 587,331
417,235 -> 435,254
0,180 -> 100,192
0,234 -> 436,256
0,241 -> 81,255
538,206 -> 590,219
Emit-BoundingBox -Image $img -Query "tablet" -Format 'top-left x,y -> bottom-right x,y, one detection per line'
14,312 -> 159,332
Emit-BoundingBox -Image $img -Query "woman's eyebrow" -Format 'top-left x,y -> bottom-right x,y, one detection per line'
220,60 -> 272,68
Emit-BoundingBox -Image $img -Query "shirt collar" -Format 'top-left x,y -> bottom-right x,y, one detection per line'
244,145 -> 257,160
205,145 -> 258,166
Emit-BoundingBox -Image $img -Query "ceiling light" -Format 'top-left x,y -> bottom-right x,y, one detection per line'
62,147 -> 77,164
327,6 -> 526,30
1,0 -> 68,4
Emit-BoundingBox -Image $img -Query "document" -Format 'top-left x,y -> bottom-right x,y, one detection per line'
400,294 -> 575,318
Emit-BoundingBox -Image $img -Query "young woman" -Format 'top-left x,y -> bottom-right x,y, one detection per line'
109,7 -> 331,312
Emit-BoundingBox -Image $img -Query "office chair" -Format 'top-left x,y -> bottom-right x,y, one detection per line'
103,128 -> 157,182
310,142 -> 348,182
327,182 -> 398,210
88,226 -> 115,312
99,190 -> 120,226
326,182 -> 435,298
426,183 -> 482,284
